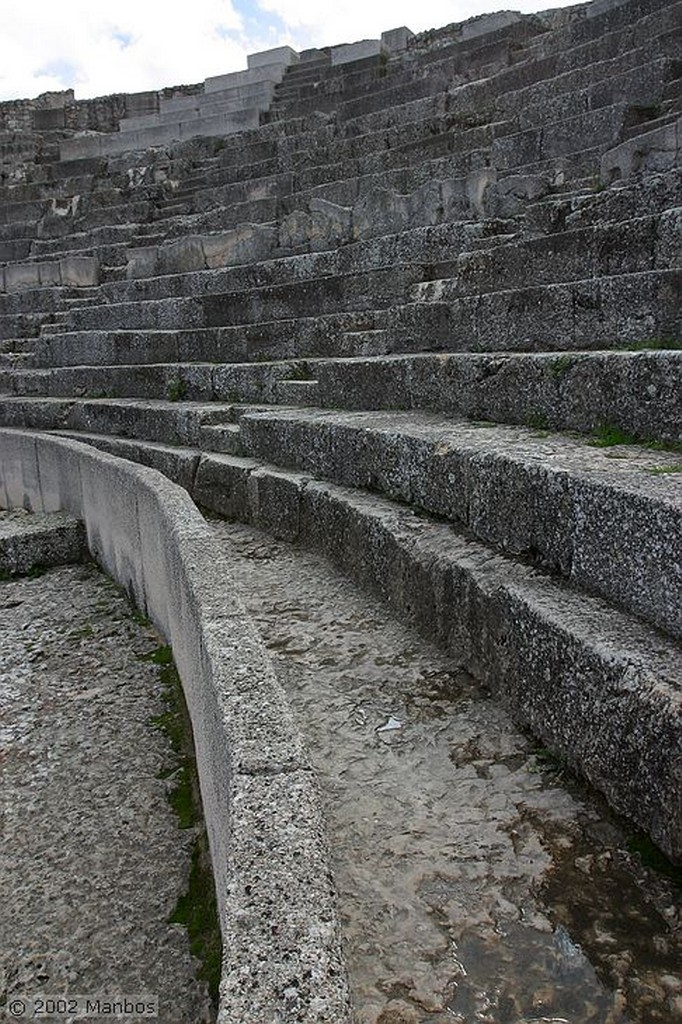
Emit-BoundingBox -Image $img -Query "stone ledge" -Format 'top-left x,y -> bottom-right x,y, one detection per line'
0,428 -> 351,1024
0,507 -> 88,574
1,256 -> 99,293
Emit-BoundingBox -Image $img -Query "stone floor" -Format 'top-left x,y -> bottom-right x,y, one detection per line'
0,558 -> 212,1024
209,515 -> 682,1024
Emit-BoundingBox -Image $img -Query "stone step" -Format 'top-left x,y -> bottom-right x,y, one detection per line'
0,238 -> 34,262
7,337 -> 681,443
333,5 -> 680,139
37,264 -> 679,352
279,33 -> 678,168
56,265 -> 424,333
313,348 -> 682,443
384,268 -> 681,352
59,108 -> 262,162
494,47 -> 681,126
105,222 -> 483,302
527,0 -> 677,59
198,422 -> 243,454
29,312 -> 389,366
235,406 -> 682,636
0,359 -> 321,406
39,425 -> 682,862
119,83 -> 276,133
0,311 -> 55,341
173,156 -> 280,195
0,396 -> 239,446
31,223 -> 140,257
0,219 -> 39,243
409,210 -> 678,298
0,351 -> 34,368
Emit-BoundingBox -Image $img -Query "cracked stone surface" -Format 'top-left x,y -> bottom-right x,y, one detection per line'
208,515 -> 682,1024
0,552 -> 213,1024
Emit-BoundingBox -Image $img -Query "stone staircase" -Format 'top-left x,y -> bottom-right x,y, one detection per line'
0,0 -> 680,867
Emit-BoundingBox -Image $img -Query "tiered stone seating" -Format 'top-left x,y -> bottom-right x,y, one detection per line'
0,0 -> 680,873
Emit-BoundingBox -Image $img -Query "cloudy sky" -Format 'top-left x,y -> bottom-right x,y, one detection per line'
0,0 -> 569,102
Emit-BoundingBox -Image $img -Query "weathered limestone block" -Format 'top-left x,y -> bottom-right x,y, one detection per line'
59,256 -> 99,288
203,224 -> 276,268
459,10 -> 522,41
352,189 -> 410,239
38,262 -> 63,288
331,40 -> 384,66
157,236 -> 206,275
247,46 -> 299,71
4,264 -> 42,291
482,172 -> 551,217
126,247 -> 160,280
0,257 -> 97,293
38,196 -> 81,239
601,118 -> 681,183
657,207 -> 682,270
381,27 -> 414,53
308,198 -> 353,249
407,181 -> 444,227
278,201 -> 353,253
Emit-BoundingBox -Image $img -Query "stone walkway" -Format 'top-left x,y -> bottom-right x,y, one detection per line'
209,516 -> 682,1024
0,559 -> 212,1024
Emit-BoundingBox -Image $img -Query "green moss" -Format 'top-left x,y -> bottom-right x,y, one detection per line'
286,361 -> 316,382
589,425 -> 682,452
531,744 -> 568,776
550,353 -> 574,378
643,463 -> 682,475
627,834 -> 682,889
144,643 -> 173,665
615,338 -> 681,351
589,425 -> 638,447
147,650 -> 222,1011
526,410 -> 550,431
130,606 -> 151,627
167,378 -> 187,402
170,833 -> 222,1004
26,562 -> 49,578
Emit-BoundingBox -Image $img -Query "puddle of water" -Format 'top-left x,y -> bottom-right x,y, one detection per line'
208,519 -> 682,1024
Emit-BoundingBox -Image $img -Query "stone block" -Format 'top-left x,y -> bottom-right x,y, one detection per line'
247,45 -> 299,70
352,188 -> 409,240
247,466 -> 304,541
330,40 -> 383,66
381,27 -> 414,52
600,118 -> 680,183
203,62 -> 289,93
193,453 -> 256,521
126,247 -> 160,279
33,108 -> 65,130
202,224 -> 276,269
4,263 -> 41,292
459,11 -> 522,41
38,262 -> 63,288
0,511 -> 87,576
157,236 -> 206,275
124,91 -> 159,117
59,256 -> 99,288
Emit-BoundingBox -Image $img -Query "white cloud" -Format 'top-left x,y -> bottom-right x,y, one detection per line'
0,0 -> 569,102
0,0 -> 250,100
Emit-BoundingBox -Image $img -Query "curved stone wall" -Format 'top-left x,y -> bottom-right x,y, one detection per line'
0,427 -> 351,1024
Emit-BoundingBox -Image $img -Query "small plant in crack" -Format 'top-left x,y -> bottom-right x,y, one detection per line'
167,378 -> 187,402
